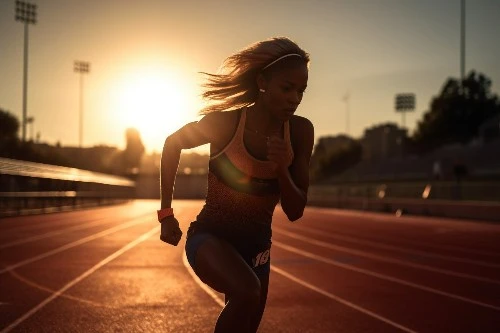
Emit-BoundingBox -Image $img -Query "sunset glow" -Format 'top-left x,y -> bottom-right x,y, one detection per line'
1,0 -> 500,152
111,68 -> 200,151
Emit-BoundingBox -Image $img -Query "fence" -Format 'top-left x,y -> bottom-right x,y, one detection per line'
308,181 -> 500,221
0,157 -> 136,217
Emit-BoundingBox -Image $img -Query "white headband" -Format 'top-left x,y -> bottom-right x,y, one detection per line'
262,53 -> 303,70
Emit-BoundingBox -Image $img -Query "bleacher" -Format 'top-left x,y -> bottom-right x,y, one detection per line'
0,157 -> 136,217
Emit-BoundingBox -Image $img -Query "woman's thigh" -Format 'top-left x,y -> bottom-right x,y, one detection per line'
192,234 -> 261,295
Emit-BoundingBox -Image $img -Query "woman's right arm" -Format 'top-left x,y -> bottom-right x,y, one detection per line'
160,121 -> 209,208
159,113 -> 223,245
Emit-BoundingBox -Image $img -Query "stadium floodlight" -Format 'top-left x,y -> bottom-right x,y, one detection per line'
395,93 -> 416,128
15,0 -> 38,143
74,61 -> 91,148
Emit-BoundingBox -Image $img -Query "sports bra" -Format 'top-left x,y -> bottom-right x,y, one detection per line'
195,107 -> 294,236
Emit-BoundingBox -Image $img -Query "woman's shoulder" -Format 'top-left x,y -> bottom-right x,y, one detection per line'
199,109 -> 241,149
289,115 -> 314,153
289,115 -> 314,134
200,109 -> 240,125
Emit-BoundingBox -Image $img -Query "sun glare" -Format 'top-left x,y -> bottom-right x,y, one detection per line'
111,68 -> 199,152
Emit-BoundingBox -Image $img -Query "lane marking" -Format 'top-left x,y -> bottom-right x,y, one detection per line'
0,216 -> 96,235
270,266 -> 417,333
7,269 -> 104,307
182,251 -> 225,307
177,223 -> 413,331
0,226 -> 159,333
306,207 -> 500,258
1,212 -> 152,249
273,241 -> 500,312
0,204 -> 129,234
0,216 -> 148,275
273,228 -> 500,285
182,248 -> 417,333
1,217 -> 110,249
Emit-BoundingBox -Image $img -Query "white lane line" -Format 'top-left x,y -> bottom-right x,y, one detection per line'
273,241 -> 500,312
270,265 -> 417,333
0,216 -> 148,275
182,251 -> 225,307
179,235 -> 415,332
0,205 -> 126,234
8,269 -> 105,308
273,228 -> 500,285
307,208 -> 500,258
0,217 -> 90,235
1,212 -> 152,249
0,226 -> 159,333
1,217 -> 111,249
282,226 -> 500,269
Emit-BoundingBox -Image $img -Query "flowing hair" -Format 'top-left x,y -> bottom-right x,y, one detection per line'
199,37 -> 310,115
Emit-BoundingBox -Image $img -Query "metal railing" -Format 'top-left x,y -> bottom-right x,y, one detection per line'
310,181 -> 500,202
308,181 -> 500,221
0,157 -> 136,217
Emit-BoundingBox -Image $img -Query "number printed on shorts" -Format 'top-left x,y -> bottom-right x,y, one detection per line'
252,249 -> 270,267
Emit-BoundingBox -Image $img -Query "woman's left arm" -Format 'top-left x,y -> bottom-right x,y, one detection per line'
268,117 -> 315,221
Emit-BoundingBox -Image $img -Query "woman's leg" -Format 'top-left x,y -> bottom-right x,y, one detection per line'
223,268 -> 269,333
194,235 -> 262,333
249,273 -> 269,333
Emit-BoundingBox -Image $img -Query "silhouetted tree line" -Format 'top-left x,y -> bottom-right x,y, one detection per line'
412,71 -> 500,152
311,71 -> 500,181
310,137 -> 362,181
0,109 -> 145,178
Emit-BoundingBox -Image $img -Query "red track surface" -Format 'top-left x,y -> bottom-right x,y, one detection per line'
1,200 -> 499,332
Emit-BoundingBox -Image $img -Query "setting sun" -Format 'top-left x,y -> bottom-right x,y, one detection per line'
110,67 -> 200,152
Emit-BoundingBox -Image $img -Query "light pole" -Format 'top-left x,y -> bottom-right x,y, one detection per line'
15,0 -> 37,143
460,0 -> 466,83
74,61 -> 90,148
342,92 -> 350,135
395,93 -> 415,129
26,116 -> 34,141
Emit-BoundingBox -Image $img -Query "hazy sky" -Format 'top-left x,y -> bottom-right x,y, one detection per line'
1,0 -> 499,153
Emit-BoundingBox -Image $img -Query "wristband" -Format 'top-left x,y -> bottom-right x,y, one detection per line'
157,208 -> 174,222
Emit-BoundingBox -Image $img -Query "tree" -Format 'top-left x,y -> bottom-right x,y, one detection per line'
310,136 -> 362,182
0,108 -> 19,141
122,128 -> 145,175
0,109 -> 21,158
413,71 -> 500,152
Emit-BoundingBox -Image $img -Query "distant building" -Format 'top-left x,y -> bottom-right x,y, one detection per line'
361,123 -> 407,160
310,135 -> 358,179
313,135 -> 354,155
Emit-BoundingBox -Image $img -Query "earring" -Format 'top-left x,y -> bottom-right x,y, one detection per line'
259,88 -> 266,93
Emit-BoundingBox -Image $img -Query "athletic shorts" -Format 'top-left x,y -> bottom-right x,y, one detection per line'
185,221 -> 272,278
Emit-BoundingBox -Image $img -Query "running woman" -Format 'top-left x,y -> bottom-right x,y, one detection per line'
158,36 -> 314,333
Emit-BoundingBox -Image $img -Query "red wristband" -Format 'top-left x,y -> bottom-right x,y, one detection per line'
157,208 -> 174,222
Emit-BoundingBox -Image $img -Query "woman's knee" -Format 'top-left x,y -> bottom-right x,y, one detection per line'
228,274 -> 261,306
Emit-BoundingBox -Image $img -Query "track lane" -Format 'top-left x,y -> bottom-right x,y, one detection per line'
299,208 -> 500,256
270,241 -> 500,332
272,230 -> 500,308
0,203 -> 136,234
1,200 -> 499,332
273,226 -> 500,284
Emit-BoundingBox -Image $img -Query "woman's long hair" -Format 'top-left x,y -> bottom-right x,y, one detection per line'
199,37 -> 310,115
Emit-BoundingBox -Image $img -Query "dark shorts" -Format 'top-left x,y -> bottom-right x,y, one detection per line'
185,221 -> 272,278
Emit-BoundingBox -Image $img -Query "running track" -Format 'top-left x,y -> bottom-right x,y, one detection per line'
1,200 -> 499,332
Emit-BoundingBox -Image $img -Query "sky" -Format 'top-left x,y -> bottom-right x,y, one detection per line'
1,0 -> 500,154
